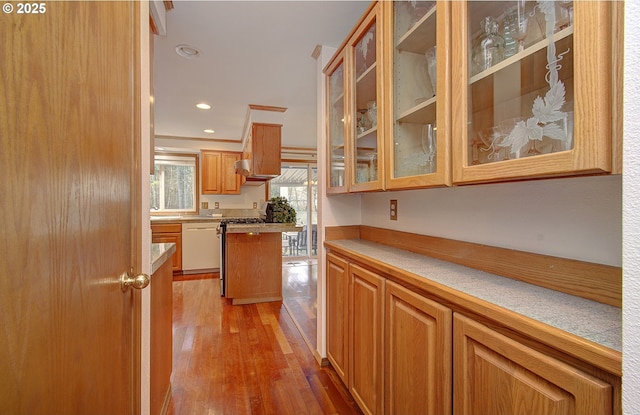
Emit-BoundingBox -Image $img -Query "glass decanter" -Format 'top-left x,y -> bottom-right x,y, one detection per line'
471,16 -> 505,76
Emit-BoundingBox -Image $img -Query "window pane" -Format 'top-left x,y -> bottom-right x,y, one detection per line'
151,153 -> 197,214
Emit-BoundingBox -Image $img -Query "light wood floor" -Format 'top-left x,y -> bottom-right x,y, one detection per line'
282,259 -> 317,351
166,270 -> 360,415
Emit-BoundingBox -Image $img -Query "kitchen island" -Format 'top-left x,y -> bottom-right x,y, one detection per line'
225,222 -> 300,305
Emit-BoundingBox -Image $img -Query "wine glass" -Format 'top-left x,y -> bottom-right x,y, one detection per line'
421,124 -> 436,173
508,0 -> 529,53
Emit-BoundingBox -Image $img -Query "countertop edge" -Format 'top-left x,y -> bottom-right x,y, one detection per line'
151,242 -> 176,274
225,223 -> 301,233
325,239 -> 622,376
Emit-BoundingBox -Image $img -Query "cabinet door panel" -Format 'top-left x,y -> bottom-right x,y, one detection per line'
201,151 -> 221,194
221,152 -> 241,194
453,313 -> 612,415
326,253 -> 350,386
385,281 -> 452,415
451,1 -> 617,184
350,263 -> 385,415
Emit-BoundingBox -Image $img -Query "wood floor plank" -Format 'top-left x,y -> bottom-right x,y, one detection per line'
166,276 -> 361,415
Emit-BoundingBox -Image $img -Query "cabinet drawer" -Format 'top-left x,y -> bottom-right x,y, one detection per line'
151,223 -> 182,233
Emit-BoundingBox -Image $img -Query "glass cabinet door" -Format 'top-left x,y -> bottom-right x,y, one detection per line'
326,52 -> 348,195
385,1 -> 451,190
452,1 -> 616,184
349,3 -> 384,192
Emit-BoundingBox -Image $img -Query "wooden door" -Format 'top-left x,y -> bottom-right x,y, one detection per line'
326,253 -> 350,386
251,123 -> 282,176
0,2 -> 143,414
385,280 -> 452,415
453,313 -> 612,415
221,152 -> 241,194
201,151 -> 222,194
349,263 -> 385,415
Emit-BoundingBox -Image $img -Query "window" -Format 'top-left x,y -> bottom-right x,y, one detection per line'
150,153 -> 199,214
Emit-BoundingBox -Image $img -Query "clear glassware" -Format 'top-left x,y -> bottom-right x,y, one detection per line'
425,45 -> 437,96
472,16 -> 505,75
421,124 -> 436,172
512,0 -> 529,52
367,101 -> 377,128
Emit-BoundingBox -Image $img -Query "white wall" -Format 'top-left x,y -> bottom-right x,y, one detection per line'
361,175 -> 621,266
623,1 -> 640,412
200,185 -> 266,210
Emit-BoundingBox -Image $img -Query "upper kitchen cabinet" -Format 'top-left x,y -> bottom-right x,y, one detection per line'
326,50 -> 349,195
384,1 -> 452,190
243,122 -> 282,180
451,1 -> 622,184
201,150 -> 241,195
325,2 -> 384,194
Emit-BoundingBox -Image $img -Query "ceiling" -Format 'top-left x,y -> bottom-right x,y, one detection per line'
153,1 -> 370,153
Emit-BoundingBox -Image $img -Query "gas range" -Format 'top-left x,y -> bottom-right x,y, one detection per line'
220,217 -> 265,225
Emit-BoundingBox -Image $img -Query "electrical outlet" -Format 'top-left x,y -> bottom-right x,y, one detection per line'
201,202 -> 208,209
214,202 -> 219,209
390,199 -> 398,220
253,202 -> 258,209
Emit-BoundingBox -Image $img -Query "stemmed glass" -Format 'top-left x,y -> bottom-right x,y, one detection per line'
510,0 -> 529,53
421,124 -> 436,173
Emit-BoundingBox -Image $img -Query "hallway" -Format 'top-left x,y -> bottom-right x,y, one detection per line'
165,272 -> 360,415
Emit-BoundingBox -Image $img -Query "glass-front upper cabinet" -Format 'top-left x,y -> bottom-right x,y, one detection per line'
384,1 -> 451,190
348,3 -> 384,193
326,51 -> 348,195
452,1 -> 620,184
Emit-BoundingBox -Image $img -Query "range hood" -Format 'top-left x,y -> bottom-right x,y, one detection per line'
237,105 -> 285,184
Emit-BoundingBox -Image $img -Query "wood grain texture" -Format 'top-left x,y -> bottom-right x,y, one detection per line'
151,258 -> 173,415
326,253 -> 350,386
0,2 -> 141,413
451,2 -> 617,184
226,232 -> 283,303
453,314 -> 613,415
349,264 -> 385,415
385,280 -> 452,415
360,226 -> 621,307
325,229 -> 621,378
166,278 -> 362,415
251,123 -> 282,176
325,225 -> 361,241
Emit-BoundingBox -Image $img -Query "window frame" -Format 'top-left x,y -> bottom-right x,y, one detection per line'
150,152 -> 200,216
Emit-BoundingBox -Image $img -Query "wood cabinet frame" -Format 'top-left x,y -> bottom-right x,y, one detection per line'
451,1 -> 620,184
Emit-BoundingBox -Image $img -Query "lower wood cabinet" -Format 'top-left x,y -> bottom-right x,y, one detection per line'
349,263 -> 385,415
151,222 -> 182,273
326,251 -> 619,415
453,313 -> 613,415
326,253 -> 350,386
385,280 -> 452,415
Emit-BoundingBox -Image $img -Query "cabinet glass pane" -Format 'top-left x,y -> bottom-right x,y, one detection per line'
467,1 -> 574,166
392,1 -> 437,178
329,62 -> 345,188
353,21 -> 378,184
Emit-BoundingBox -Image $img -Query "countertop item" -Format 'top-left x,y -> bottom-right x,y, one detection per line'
151,242 -> 177,274
326,239 -> 621,353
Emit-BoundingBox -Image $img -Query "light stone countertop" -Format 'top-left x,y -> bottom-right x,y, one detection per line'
225,223 -> 301,234
151,242 -> 176,274
327,239 -> 621,353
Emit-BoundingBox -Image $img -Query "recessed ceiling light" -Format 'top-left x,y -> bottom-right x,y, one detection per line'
175,44 -> 201,59
203,129 -> 215,134
196,103 -> 211,110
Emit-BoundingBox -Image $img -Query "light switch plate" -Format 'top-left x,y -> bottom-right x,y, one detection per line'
390,199 -> 398,220
202,202 -> 208,209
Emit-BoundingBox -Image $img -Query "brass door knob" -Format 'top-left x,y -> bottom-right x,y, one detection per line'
120,271 -> 150,292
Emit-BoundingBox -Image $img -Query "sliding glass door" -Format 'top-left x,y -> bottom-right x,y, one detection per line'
270,164 -> 317,258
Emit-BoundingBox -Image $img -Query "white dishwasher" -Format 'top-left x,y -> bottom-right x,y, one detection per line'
181,222 -> 220,271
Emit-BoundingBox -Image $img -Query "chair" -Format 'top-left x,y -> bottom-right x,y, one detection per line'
297,226 -> 308,254
311,225 -> 317,255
